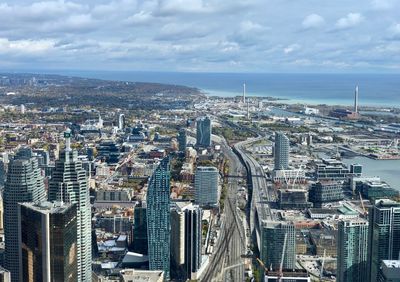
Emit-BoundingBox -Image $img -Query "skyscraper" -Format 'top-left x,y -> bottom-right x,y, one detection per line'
118,114 -> 125,131
354,86 -> 359,114
147,157 -> 171,279
19,201 -> 77,281
368,199 -> 400,281
196,116 -> 212,148
337,219 -> 369,282
184,205 -> 202,280
177,128 -> 187,152
4,149 -> 46,282
48,130 -> 92,281
274,132 -> 290,170
261,221 -> 296,271
133,202 -> 148,255
195,166 -> 219,207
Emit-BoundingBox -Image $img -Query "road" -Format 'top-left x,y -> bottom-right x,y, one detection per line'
200,139 -> 248,282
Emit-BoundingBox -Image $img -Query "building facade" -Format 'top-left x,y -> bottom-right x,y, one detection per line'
194,166 -> 219,208
19,202 -> 77,282
196,117 -> 212,148
178,128 -> 187,153
48,131 -> 92,281
147,157 -> 171,279
274,132 -> 290,170
337,219 -> 369,282
4,150 -> 46,282
368,199 -> 400,282
309,181 -> 344,208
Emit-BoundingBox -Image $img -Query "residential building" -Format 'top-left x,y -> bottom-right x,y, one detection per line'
147,157 -> 171,279
377,260 -> 400,282
178,128 -> 187,152
274,132 -> 290,170
133,202 -> 148,255
196,117 -> 212,148
337,219 -> 369,282
368,199 -> 400,282
309,181 -> 344,208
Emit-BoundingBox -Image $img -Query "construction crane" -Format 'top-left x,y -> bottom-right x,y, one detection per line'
359,192 -> 367,217
277,233 -> 288,282
320,249 -> 326,280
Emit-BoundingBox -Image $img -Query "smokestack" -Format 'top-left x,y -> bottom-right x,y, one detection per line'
354,85 -> 359,113
243,83 -> 246,104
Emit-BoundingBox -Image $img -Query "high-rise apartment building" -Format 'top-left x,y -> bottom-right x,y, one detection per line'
178,128 -> 187,152
274,132 -> 290,170
48,130 -> 92,281
19,201 -> 77,281
4,149 -> 46,282
195,166 -> 219,207
337,219 -> 369,282
261,221 -> 296,271
147,157 -> 171,279
133,202 -> 148,255
368,199 -> 400,282
196,116 -> 212,148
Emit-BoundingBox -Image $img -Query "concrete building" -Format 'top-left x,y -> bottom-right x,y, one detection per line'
261,221 -> 296,271
184,204 -> 202,280
337,219 -> 369,282
147,157 -> 171,279
0,266 -> 11,282
196,116 -> 212,148
309,181 -> 344,208
48,130 -> 92,282
195,166 -> 219,208
274,132 -> 290,170
4,149 -> 46,282
118,114 -> 125,131
278,189 -> 312,209
18,202 -> 77,281
119,269 -> 164,282
368,199 -> 400,282
377,260 -> 400,282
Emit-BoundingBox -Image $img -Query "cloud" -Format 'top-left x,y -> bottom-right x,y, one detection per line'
284,44 -> 301,54
387,23 -> 400,40
335,13 -> 364,30
371,0 -> 395,10
302,14 -> 325,29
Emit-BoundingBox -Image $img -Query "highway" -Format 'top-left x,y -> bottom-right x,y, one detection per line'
200,138 -> 248,282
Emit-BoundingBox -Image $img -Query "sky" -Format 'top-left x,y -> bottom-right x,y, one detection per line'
0,0 -> 400,73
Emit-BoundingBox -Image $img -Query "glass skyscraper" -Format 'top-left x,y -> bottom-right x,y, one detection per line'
368,199 -> 400,282
274,132 -> 290,170
195,166 -> 219,207
184,205 -> 203,280
178,128 -> 187,152
196,116 -> 212,148
147,157 -> 171,279
337,219 -> 369,282
4,149 -> 46,282
19,201 -> 77,281
48,130 -> 92,281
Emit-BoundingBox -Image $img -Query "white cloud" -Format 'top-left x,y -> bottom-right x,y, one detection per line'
371,0 -> 395,10
388,23 -> 400,40
302,14 -> 325,29
0,38 -> 54,55
335,13 -> 364,30
284,44 -> 301,54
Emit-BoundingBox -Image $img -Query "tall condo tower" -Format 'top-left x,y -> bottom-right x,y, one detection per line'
48,130 -> 92,281
354,85 -> 359,113
196,116 -> 212,148
274,132 -> 290,170
4,149 -> 46,282
147,157 -> 171,279
367,199 -> 400,281
243,83 -> 246,104
337,219 -> 369,282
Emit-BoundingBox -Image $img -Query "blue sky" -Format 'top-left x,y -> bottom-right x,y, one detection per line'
0,0 -> 400,72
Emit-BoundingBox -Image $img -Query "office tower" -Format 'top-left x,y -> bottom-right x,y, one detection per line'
118,114 -> 125,131
368,199 -> 400,281
354,86 -> 359,113
377,260 -> 400,281
147,157 -> 171,279
0,160 -> 5,187
133,202 -> 148,255
337,219 -> 369,282
48,130 -> 92,281
195,166 -> 219,207
19,202 -> 77,281
274,132 -> 290,170
196,116 -> 212,148
178,128 -> 187,152
309,182 -> 344,208
4,150 -> 46,282
0,266 -> 11,282
261,222 -> 296,271
184,205 -> 202,280
171,204 -> 186,278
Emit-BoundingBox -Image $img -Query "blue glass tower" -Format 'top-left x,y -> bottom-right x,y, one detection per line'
147,157 -> 171,279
